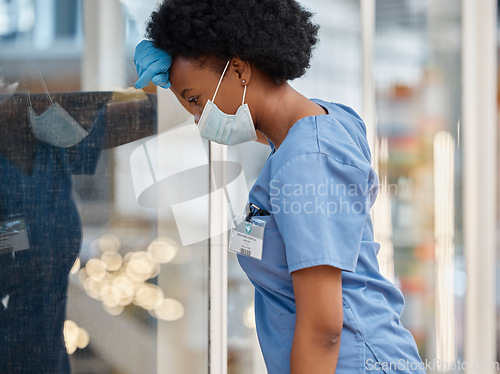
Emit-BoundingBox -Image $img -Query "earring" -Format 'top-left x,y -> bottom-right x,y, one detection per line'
242,79 -> 246,84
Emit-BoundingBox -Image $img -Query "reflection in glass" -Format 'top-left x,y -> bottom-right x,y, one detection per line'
1,1 -> 210,373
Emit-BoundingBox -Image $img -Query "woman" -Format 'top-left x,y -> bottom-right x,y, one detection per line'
135,0 -> 426,373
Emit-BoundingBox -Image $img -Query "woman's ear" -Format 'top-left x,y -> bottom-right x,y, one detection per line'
230,58 -> 251,86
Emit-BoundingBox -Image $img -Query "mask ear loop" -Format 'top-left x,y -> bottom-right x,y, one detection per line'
211,60 -> 231,102
27,66 -> 55,111
36,65 -> 54,106
207,61 -> 238,226
26,87 -> 33,109
242,85 -> 247,105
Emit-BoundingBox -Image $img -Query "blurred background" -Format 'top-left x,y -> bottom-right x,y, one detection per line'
0,0 -> 498,373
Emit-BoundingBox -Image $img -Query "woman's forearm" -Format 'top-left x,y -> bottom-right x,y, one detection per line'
103,94 -> 157,148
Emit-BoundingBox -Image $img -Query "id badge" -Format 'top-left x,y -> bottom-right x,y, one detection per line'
229,214 -> 265,260
0,217 -> 30,256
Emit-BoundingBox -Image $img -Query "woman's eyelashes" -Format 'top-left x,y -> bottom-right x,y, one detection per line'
188,96 -> 208,111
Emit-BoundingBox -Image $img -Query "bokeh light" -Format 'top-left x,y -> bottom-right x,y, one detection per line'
147,237 -> 177,263
243,304 -> 256,329
98,234 -> 121,253
153,298 -> 185,321
70,257 -> 81,275
80,235 -> 185,319
64,320 -> 90,354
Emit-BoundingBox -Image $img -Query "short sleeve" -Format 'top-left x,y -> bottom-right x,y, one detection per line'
67,109 -> 107,175
270,153 -> 369,273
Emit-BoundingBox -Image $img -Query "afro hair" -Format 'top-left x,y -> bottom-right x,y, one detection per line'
146,0 -> 319,83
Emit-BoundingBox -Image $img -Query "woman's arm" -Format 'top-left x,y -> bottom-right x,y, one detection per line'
103,92 -> 157,149
290,265 -> 343,373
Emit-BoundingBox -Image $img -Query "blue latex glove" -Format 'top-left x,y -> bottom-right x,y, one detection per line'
134,40 -> 172,89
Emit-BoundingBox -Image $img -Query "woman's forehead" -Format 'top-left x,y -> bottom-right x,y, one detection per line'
170,57 -> 199,84
170,56 -> 219,95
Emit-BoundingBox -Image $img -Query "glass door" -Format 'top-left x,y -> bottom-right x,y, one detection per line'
0,1 -> 210,373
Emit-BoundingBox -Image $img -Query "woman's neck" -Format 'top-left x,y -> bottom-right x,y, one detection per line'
251,81 -> 326,149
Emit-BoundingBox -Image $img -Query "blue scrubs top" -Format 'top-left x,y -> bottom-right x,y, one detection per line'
238,100 -> 426,374
0,111 -> 105,373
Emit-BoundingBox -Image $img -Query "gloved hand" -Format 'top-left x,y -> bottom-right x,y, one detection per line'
134,40 -> 172,89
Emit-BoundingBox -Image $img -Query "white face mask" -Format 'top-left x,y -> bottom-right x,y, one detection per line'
197,61 -> 257,145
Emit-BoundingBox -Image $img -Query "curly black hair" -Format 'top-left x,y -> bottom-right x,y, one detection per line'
146,0 -> 319,83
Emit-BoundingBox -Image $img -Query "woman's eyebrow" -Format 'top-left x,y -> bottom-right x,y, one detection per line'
181,88 -> 193,99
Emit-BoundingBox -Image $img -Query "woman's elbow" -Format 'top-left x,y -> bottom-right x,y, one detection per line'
319,327 -> 342,350
298,321 -> 342,351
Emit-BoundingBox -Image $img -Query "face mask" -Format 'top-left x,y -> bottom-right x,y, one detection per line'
197,61 -> 257,145
28,97 -> 90,148
27,67 -> 91,148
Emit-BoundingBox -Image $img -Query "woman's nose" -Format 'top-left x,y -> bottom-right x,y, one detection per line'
193,108 -> 202,124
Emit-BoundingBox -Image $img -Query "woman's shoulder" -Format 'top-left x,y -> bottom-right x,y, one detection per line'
314,100 -> 373,165
270,100 -> 373,176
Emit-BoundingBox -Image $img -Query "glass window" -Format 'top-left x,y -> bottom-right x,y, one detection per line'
373,0 -> 463,365
0,1 -> 209,373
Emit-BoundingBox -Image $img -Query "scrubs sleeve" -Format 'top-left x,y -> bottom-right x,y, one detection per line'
270,153 -> 370,273
67,109 -> 107,175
